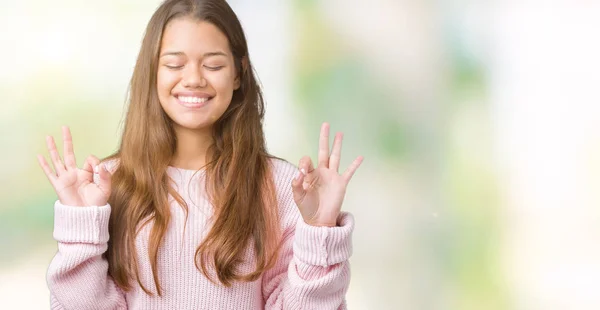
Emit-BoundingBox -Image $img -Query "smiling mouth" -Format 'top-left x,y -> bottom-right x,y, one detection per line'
175,95 -> 213,108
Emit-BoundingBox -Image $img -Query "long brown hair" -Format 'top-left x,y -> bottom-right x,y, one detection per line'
104,0 -> 280,295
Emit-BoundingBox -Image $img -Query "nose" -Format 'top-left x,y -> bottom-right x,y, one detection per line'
182,65 -> 207,88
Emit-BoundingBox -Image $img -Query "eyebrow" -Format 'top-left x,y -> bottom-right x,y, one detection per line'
159,51 -> 228,58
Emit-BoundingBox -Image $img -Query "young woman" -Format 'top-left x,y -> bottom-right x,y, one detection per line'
38,0 -> 363,309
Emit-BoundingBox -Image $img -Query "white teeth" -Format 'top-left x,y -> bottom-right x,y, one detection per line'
178,96 -> 209,103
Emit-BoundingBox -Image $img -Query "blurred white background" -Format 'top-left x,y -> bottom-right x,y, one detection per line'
1,0 -> 599,309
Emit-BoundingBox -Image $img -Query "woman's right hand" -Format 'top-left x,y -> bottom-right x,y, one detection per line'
37,126 -> 112,207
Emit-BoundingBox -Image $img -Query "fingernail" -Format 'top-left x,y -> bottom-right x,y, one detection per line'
296,169 -> 303,180
94,165 -> 99,173
301,168 -> 306,175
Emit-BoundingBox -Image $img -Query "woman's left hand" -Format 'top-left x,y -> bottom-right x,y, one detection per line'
292,122 -> 364,227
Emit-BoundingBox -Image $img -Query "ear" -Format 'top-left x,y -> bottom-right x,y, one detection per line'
234,56 -> 248,91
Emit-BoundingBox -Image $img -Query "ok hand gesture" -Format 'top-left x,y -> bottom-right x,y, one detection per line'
291,123 -> 363,227
37,126 -> 112,207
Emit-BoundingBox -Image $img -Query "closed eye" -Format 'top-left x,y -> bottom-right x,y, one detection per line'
165,65 -> 183,70
204,66 -> 224,71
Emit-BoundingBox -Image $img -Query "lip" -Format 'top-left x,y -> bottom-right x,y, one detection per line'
174,91 -> 213,98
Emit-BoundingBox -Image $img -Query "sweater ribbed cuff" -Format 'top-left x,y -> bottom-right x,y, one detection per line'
293,212 -> 354,267
53,201 -> 111,244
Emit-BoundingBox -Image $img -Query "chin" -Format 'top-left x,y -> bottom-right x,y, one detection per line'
176,120 -> 214,131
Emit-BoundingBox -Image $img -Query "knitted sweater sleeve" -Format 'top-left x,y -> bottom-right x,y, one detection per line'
47,201 -> 128,310
262,162 -> 354,310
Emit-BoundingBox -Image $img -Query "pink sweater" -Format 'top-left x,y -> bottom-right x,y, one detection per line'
47,159 -> 353,309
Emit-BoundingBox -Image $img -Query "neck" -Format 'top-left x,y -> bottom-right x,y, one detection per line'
170,125 -> 213,170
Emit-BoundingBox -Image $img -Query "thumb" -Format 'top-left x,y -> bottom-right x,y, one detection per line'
291,168 -> 306,205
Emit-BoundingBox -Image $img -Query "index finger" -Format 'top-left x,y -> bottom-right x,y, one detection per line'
62,126 -> 77,168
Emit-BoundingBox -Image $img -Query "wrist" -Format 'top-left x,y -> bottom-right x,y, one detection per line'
304,214 -> 339,227
58,198 -> 85,207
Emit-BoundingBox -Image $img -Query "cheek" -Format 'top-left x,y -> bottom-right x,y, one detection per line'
208,70 -> 237,95
157,70 -> 179,96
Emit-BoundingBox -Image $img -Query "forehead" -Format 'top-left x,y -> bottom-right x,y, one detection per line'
160,17 -> 231,54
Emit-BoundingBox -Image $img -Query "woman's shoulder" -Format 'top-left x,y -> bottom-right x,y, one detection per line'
268,157 -> 302,223
268,157 -> 298,183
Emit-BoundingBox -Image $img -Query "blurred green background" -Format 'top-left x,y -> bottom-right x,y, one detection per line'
1,0 -> 600,309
